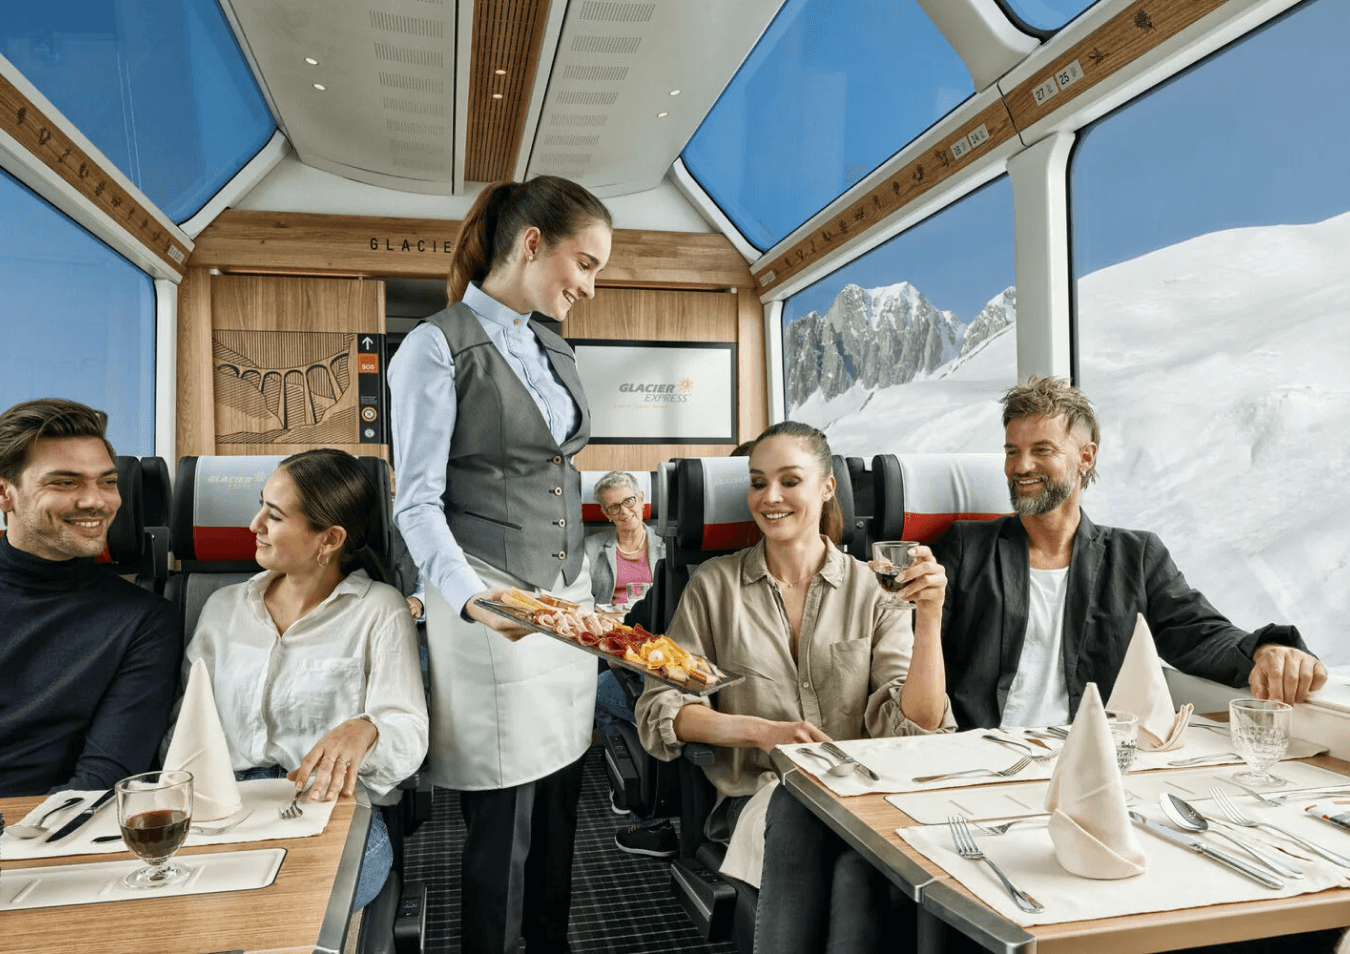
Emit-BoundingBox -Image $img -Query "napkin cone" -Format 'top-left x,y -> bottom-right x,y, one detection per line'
1045,682 -> 1147,880
1105,614 -> 1193,751
163,658 -> 242,821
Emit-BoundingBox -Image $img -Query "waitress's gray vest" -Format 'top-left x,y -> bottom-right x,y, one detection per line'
425,302 -> 590,588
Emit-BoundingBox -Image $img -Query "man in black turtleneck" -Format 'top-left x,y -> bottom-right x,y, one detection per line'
0,398 -> 179,796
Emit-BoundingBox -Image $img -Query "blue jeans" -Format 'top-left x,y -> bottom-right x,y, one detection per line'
753,785 -> 890,954
594,669 -> 636,738
235,765 -> 392,911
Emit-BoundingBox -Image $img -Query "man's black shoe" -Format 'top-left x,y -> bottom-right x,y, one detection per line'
614,821 -> 677,858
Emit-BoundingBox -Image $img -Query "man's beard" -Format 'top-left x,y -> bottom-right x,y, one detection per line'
1008,472 -> 1076,517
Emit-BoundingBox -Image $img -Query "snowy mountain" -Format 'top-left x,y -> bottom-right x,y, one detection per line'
796,210 -> 1350,664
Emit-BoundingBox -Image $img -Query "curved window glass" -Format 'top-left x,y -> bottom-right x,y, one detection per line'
1071,0 -> 1350,663
683,0 -> 974,251
1,0 -> 274,223
785,177 -> 1015,457
0,168 -> 155,456
999,0 -> 1101,33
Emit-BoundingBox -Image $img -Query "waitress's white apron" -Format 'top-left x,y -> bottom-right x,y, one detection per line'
424,553 -> 598,791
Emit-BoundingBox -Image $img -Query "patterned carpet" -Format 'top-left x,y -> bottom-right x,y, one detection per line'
403,746 -> 738,954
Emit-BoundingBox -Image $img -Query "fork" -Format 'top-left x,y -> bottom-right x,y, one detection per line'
1234,782 -> 1350,807
190,810 -> 255,836
947,815 -> 1044,912
914,756 -> 1032,784
974,818 -> 1047,836
1210,787 -> 1350,868
982,734 -> 1058,761
279,792 -> 305,820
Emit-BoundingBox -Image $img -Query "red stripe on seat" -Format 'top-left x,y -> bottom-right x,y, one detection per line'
701,521 -> 762,551
902,512 -> 1004,543
193,526 -> 258,562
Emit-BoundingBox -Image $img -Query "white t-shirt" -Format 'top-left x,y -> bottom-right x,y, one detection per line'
999,566 -> 1071,728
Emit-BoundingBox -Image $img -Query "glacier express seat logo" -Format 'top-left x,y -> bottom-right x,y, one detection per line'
618,377 -> 694,403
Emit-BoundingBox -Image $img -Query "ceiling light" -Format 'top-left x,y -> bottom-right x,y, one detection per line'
305,57 -> 319,66
492,93 -> 503,99
657,111 -> 669,118
313,83 -> 326,91
669,89 -> 681,96
495,69 -> 507,75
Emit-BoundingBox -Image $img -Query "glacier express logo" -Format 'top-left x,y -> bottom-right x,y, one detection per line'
618,378 -> 692,403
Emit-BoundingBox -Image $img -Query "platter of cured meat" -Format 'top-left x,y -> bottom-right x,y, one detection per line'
472,590 -> 743,697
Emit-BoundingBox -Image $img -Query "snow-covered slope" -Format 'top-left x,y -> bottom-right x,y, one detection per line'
794,211 -> 1350,663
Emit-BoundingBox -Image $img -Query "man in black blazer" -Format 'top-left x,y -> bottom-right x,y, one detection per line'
933,376 -> 1325,730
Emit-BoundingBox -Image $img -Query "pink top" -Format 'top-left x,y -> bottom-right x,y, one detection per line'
612,549 -> 652,605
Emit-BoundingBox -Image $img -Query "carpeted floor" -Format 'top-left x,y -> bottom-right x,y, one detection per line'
403,746 -> 739,954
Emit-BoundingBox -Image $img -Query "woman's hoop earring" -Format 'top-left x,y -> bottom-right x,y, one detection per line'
318,552 -> 331,568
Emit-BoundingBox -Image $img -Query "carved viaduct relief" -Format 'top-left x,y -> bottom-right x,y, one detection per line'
213,330 -> 357,445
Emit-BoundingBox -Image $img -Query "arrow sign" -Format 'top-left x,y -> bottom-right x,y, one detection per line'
361,335 -> 375,349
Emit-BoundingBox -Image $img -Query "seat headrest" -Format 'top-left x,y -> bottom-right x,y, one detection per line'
872,454 -> 1010,543
654,461 -> 678,538
672,457 -> 760,554
580,470 -> 656,524
103,456 -> 146,564
138,456 -> 173,528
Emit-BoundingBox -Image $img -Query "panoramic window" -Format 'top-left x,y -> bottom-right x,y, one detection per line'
682,0 -> 974,251
1071,0 -> 1350,663
784,177 -> 1015,458
0,169 -> 156,456
0,0 -> 274,223
999,0 -> 1101,33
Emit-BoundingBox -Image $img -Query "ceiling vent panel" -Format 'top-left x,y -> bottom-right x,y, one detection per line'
368,11 -> 447,38
570,35 -> 641,54
465,0 -> 552,181
379,72 -> 447,94
555,90 -> 619,106
383,97 -> 447,118
542,133 -> 601,146
374,42 -> 446,69
387,118 -> 448,137
550,113 -> 609,127
560,64 -> 630,82
578,3 -> 656,23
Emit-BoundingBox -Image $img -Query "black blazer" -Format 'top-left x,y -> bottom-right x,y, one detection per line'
932,512 -> 1306,729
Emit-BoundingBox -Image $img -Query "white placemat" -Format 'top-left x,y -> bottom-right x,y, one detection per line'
782,725 -> 1326,797
0,848 -> 285,910
1,779 -> 338,862
886,761 -> 1350,825
899,803 -> 1350,927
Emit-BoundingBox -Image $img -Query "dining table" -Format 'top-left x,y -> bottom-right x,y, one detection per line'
770,733 -> 1350,954
0,789 -> 372,954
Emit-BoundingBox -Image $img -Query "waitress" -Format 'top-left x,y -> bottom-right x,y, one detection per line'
388,175 -> 611,954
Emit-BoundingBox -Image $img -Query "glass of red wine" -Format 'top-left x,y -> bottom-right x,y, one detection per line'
872,540 -> 919,610
116,770 -> 194,889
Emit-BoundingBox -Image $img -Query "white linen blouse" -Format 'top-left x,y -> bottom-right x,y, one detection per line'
185,569 -> 429,800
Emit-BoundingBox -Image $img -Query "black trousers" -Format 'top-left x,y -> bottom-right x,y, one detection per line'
458,751 -> 587,954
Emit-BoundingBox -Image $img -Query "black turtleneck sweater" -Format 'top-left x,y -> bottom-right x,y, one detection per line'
0,534 -> 181,796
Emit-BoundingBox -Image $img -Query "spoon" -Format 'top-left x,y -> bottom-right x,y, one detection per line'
796,745 -> 856,777
5,796 -> 84,839
1158,793 -> 1303,879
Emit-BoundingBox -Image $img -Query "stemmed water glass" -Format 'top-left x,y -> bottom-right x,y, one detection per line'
1106,710 -> 1139,803
872,541 -> 918,610
1229,698 -> 1292,787
116,770 -> 194,889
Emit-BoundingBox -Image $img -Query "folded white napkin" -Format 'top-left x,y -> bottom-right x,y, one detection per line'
1106,614 -> 1192,751
163,658 -> 243,821
1045,682 -> 1146,879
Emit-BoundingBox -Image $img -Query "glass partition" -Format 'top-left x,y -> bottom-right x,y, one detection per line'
0,168 -> 155,456
1071,0 -> 1350,662
0,0 -> 275,222
682,0 -> 973,250
785,177 -> 1016,458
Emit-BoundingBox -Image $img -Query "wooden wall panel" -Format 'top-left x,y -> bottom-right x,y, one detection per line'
175,268 -> 216,460
465,0 -> 551,181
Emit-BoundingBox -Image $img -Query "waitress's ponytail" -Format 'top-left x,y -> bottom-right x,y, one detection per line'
448,181 -> 517,304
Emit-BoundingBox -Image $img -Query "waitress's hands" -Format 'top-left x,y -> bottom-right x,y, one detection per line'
290,717 -> 379,801
868,545 -> 946,610
465,587 -> 535,641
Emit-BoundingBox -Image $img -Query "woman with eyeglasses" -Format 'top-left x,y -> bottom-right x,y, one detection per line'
583,471 -> 664,611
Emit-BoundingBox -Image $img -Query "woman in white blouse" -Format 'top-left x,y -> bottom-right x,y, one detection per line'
186,449 -> 428,910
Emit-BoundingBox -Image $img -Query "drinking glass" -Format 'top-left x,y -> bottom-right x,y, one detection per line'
1229,698 -> 1292,787
872,541 -> 919,610
116,770 -> 193,889
1106,710 -> 1138,802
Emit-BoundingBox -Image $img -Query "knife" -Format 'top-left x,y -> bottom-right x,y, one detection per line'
45,789 -> 116,842
819,741 -> 880,781
1128,811 -> 1283,889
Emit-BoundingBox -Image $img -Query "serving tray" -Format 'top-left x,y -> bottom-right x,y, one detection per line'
474,599 -> 743,697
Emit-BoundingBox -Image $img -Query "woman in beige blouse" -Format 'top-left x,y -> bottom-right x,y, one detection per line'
636,420 -> 953,953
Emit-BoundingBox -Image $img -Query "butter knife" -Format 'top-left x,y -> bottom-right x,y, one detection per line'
819,741 -> 880,781
45,788 -> 115,842
1128,811 -> 1283,889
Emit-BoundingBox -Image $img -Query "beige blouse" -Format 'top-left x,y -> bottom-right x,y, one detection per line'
635,538 -> 955,798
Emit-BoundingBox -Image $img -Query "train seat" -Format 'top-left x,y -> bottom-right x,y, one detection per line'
165,454 -> 426,954
869,452 -> 1010,547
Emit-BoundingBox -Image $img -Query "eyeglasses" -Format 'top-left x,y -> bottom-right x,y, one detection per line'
603,494 -> 640,517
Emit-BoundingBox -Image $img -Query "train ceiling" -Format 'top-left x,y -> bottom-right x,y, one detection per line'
221,0 -> 784,198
